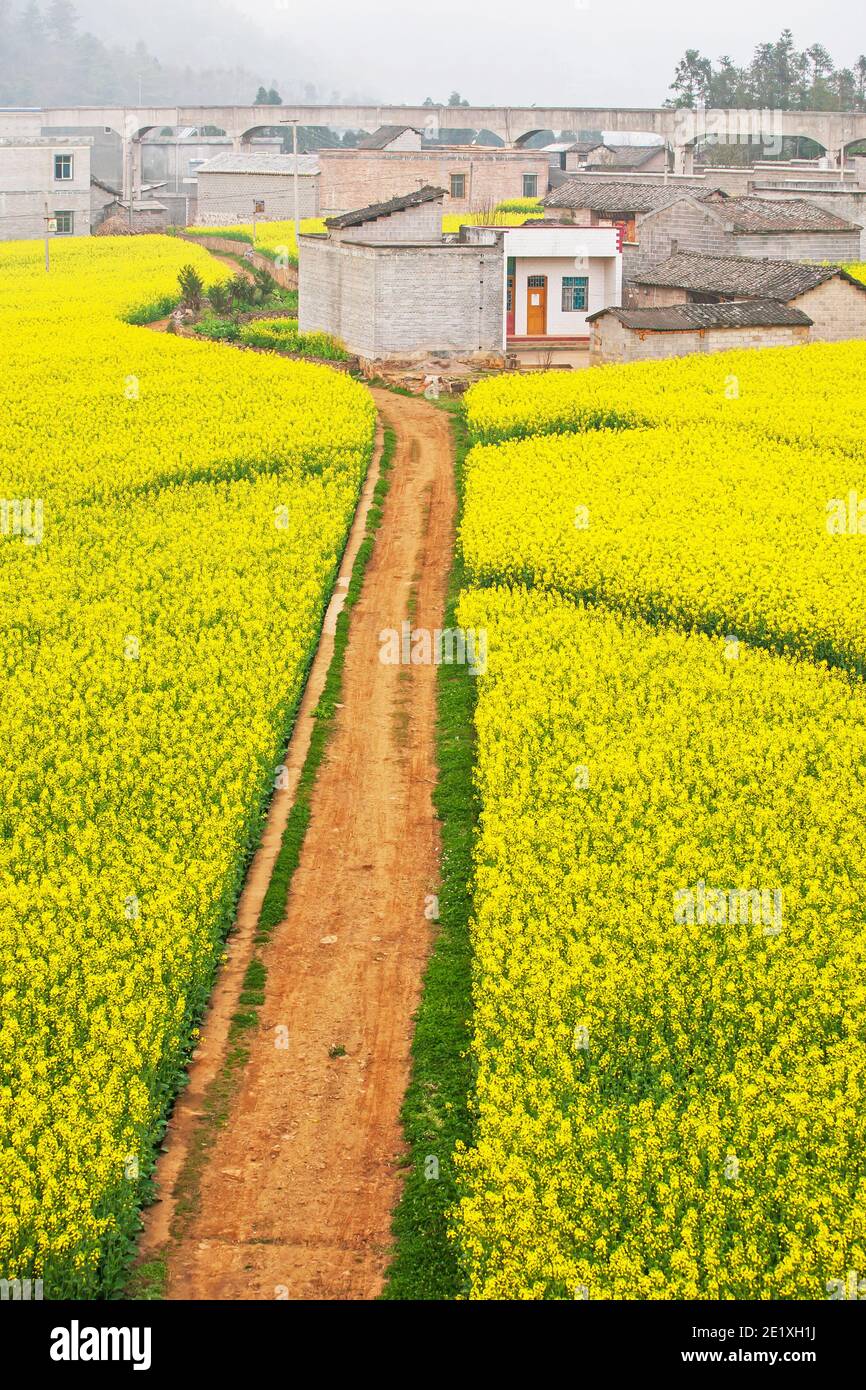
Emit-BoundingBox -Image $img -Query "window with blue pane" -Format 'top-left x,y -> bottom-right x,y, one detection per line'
562,276 -> 588,312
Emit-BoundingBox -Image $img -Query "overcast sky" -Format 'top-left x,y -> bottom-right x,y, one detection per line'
75,0 -> 862,107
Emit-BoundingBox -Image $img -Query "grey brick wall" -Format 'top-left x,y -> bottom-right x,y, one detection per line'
196,170 -> 319,225
319,149 -> 549,216
299,235 -> 504,359
590,317 -> 811,363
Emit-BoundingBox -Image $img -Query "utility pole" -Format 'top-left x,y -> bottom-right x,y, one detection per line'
43,199 -> 51,272
280,116 -> 301,253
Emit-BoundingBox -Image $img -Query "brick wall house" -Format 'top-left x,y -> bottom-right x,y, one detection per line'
0,138 -> 92,240
299,186 -> 621,362
195,152 -> 320,225
318,148 -> 550,216
626,252 -> 866,343
588,300 -> 813,364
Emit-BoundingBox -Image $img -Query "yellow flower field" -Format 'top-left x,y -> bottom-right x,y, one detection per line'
464,338 -> 866,456
454,339 -> 866,1298
0,236 -> 374,1294
461,424 -> 866,673
453,586 -> 866,1299
184,218 -> 327,264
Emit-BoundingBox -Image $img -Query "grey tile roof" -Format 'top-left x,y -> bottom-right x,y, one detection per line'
630,251 -> 861,300
698,191 -> 859,232
325,184 -> 446,229
195,152 -> 320,176
588,145 -> 666,169
543,178 -> 700,214
357,125 -> 421,149
587,300 -> 814,330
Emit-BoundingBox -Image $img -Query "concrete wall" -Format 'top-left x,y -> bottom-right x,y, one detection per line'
0,141 -> 92,239
195,169 -> 319,225
590,316 -> 811,363
794,277 -> 866,341
299,234 -> 503,358
318,148 -> 550,215
510,254 -> 613,336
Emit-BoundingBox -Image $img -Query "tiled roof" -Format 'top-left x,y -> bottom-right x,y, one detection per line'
630,250 -> 862,300
357,125 -> 421,149
698,191 -> 859,232
325,184 -> 446,229
588,144 -> 665,169
543,178 -> 700,214
587,300 -> 814,330
195,152 -> 320,176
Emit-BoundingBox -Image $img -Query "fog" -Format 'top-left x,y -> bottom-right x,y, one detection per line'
70,0 -> 860,106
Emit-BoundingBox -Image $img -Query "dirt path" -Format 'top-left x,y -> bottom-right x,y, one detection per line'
148,390 -> 455,1300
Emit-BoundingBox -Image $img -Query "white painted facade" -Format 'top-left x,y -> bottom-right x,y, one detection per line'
501,226 -> 622,342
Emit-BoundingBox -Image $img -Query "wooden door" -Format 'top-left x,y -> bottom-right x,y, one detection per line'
527,275 -> 547,335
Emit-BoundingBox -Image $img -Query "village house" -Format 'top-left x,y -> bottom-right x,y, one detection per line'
0,137 -> 93,240
298,185 -> 621,363
542,177 -> 702,246
627,251 -> 866,342
356,125 -> 424,152
317,146 -> 550,217
628,190 -> 862,276
194,151 -> 321,225
581,144 -> 669,174
544,178 -> 862,279
588,300 -> 813,365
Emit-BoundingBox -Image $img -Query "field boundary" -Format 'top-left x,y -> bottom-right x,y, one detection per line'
381,400 -> 477,1300
130,414 -> 392,1295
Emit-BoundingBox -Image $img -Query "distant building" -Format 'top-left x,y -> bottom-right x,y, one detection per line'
317,146 -> 550,216
0,137 -> 92,240
582,144 -> 668,175
627,251 -> 866,342
633,191 -> 862,274
357,126 -> 423,152
544,179 -> 862,276
194,151 -> 320,225
588,299 -> 813,364
299,185 -> 621,362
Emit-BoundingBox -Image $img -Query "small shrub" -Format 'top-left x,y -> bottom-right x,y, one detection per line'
177,264 -> 205,311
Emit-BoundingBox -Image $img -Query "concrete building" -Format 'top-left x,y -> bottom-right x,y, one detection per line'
0,137 -> 92,240
588,299 -> 813,364
299,185 -> 621,362
626,251 -> 866,342
194,151 -> 320,225
317,147 -> 550,217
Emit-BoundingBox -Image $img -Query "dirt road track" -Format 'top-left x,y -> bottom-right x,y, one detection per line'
148,389 -> 455,1300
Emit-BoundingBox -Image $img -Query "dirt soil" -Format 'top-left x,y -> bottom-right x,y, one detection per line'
142,390 -> 456,1300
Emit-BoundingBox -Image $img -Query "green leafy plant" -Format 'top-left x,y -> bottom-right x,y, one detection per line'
177,264 -> 205,311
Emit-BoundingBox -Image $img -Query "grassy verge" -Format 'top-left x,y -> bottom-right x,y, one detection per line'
381,400 -> 477,1300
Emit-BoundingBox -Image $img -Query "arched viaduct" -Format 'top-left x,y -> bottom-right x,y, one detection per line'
4,104 -> 866,194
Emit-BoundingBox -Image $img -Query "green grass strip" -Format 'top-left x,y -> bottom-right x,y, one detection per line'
382,401 -> 476,1300
255,424 -> 396,944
